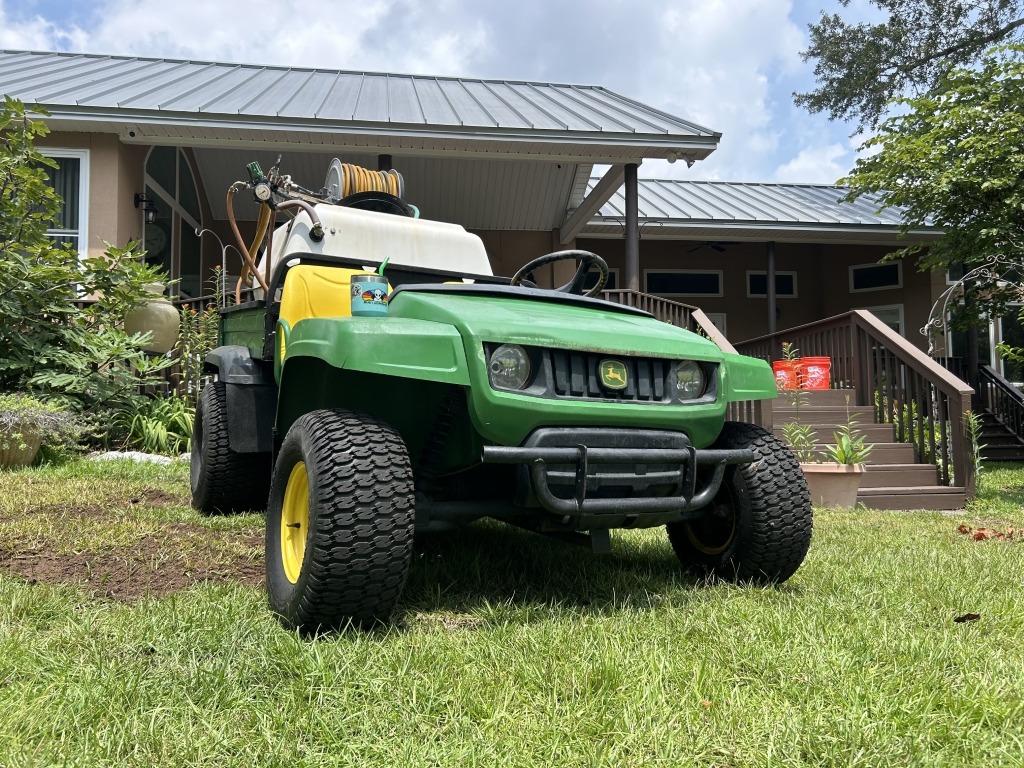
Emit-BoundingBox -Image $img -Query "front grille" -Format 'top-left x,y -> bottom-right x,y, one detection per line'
546,349 -> 670,402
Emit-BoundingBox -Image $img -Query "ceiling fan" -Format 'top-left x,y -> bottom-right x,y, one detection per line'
685,241 -> 740,254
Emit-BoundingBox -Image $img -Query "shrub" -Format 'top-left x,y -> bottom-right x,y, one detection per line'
0,96 -> 173,440
0,393 -> 79,463
115,395 -> 194,455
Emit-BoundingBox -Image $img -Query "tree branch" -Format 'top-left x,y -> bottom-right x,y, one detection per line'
889,17 -> 1024,76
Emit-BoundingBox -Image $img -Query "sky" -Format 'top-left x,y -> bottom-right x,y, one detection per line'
0,0 -> 879,184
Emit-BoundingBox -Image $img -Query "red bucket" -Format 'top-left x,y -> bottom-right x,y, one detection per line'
799,357 -> 831,390
772,360 -> 800,390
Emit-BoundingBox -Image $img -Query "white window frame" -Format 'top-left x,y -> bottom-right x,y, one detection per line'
702,312 -> 727,335
849,261 -> 902,293
41,148 -> 89,261
746,270 -> 798,299
643,269 -> 724,298
859,303 -> 905,334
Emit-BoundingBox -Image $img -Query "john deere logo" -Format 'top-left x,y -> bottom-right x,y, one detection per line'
600,359 -> 628,390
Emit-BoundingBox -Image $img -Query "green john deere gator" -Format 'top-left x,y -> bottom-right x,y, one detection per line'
190,158 -> 813,633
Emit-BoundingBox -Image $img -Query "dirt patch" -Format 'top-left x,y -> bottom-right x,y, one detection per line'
0,501 -> 265,601
129,488 -> 180,506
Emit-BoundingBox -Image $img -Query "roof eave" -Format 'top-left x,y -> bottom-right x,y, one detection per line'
36,106 -> 720,164
581,218 -> 943,246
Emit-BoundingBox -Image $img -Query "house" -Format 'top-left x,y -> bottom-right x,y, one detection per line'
0,47 -> 965,357
10,47 -> 1017,503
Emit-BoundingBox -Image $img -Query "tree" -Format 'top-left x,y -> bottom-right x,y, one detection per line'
0,96 -> 172,422
796,0 -> 1024,130
841,44 -> 1024,339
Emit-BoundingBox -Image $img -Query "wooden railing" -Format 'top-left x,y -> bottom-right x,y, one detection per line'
600,289 -> 695,329
599,290 -> 738,352
979,365 -> 1024,439
735,310 -> 975,494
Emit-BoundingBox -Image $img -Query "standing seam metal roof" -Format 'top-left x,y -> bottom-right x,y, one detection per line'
0,49 -> 719,140
593,179 -> 922,228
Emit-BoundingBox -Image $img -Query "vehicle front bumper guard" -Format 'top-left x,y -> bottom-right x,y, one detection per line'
481,444 -> 755,517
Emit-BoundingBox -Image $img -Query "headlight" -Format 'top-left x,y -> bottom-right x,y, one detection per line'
675,361 -> 707,399
488,344 -> 531,390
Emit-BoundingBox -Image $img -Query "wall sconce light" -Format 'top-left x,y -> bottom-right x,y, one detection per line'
134,193 -> 158,224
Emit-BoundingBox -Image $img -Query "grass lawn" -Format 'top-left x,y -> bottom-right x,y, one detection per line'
1,460 -> 1023,767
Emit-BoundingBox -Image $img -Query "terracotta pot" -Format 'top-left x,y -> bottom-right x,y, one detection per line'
800,462 -> 865,507
124,283 -> 180,354
0,423 -> 43,469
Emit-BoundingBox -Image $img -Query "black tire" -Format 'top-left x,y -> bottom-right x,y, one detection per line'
190,382 -> 272,514
667,422 -> 813,583
266,409 -> 415,633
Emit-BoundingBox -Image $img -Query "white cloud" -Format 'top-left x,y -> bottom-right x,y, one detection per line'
0,3 -> 87,51
772,143 -> 851,184
0,0 -> 858,184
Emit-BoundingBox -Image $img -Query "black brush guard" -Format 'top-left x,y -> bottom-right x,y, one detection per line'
481,428 -> 754,529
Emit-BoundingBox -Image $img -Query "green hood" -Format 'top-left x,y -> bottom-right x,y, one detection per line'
389,288 -> 724,360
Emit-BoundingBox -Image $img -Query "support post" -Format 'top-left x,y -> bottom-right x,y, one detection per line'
624,163 -> 639,291
377,154 -> 392,171
767,240 -> 777,338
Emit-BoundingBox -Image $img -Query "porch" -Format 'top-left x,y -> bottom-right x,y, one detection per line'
607,292 -> 977,509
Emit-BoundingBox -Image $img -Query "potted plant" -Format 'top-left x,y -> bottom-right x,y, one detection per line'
0,393 -> 77,469
777,343 -> 873,507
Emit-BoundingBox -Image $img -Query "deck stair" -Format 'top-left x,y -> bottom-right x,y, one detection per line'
772,388 -> 967,510
977,412 -> 1024,462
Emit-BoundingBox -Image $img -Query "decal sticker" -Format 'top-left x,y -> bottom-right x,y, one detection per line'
600,359 -> 628,390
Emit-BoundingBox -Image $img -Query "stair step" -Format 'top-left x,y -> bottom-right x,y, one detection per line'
773,423 -> 895,441
980,446 -> 1024,461
831,443 -> 916,464
858,464 -> 939,488
857,486 -> 966,511
774,405 -> 875,420
775,389 -> 857,406
979,434 -> 1024,446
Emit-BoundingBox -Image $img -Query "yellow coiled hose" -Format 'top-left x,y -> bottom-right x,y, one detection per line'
339,164 -> 403,198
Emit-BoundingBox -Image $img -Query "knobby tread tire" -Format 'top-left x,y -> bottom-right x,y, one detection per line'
667,421 -> 813,583
190,382 -> 271,514
266,409 -> 415,633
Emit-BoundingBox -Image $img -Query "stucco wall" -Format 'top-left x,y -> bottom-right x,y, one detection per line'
37,131 -> 147,257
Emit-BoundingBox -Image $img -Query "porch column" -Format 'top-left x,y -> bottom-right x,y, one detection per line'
624,163 -> 639,291
766,240 -> 777,335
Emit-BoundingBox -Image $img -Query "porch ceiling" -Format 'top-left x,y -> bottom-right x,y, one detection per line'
195,148 -> 583,228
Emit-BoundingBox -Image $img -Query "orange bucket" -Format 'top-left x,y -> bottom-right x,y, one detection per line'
772,360 -> 800,390
799,357 -> 831,390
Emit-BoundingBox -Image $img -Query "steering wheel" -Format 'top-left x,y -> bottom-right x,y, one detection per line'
509,250 -> 610,297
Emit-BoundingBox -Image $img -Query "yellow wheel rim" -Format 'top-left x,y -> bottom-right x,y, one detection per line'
281,461 -> 309,584
685,500 -> 737,556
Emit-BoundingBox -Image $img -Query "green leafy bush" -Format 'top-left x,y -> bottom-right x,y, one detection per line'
0,392 -> 79,460
115,395 -> 194,455
1,96 -> 174,442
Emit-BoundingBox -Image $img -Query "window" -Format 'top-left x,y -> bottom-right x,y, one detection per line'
746,271 -> 797,298
41,149 -> 89,260
859,304 -> 904,334
702,312 -> 727,335
644,270 -> 723,297
850,262 -> 902,292
144,147 -> 203,297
